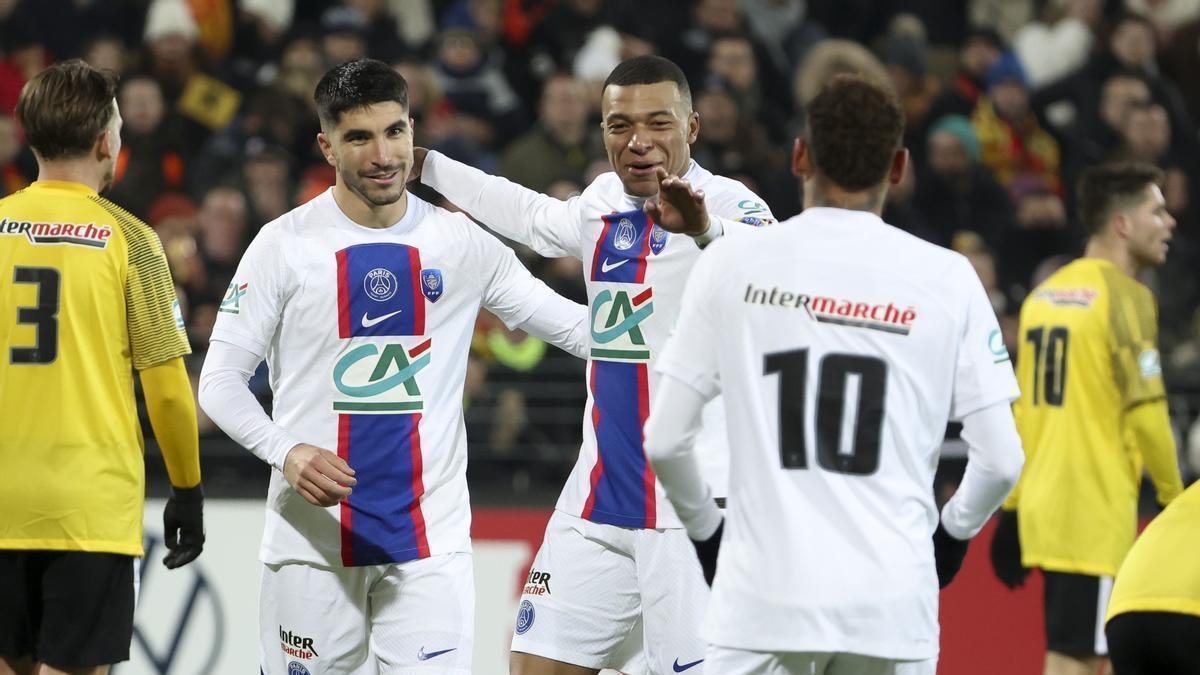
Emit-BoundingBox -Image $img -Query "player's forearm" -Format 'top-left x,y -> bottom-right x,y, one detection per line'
198,340 -> 301,470
941,402 -> 1025,539
139,357 -> 202,489
422,150 -> 575,257
1127,399 -> 1184,505
514,290 -> 589,360
644,375 -> 722,540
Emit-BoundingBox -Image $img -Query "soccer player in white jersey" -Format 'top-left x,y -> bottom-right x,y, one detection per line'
643,74 -> 1027,675
196,59 -> 589,675
407,55 -> 774,674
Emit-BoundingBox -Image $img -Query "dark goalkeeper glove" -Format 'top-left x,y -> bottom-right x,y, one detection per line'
163,484 -> 205,569
932,522 -> 970,588
989,509 -> 1029,589
692,519 -> 724,587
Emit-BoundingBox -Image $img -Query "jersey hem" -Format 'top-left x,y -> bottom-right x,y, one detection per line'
1026,557 -> 1119,578
0,540 -> 143,556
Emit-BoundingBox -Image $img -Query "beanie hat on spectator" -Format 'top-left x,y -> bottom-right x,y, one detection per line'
321,6 -> 369,38
144,0 -> 199,43
242,0 -> 295,35
986,51 -> 1028,90
929,114 -> 981,162
573,27 -> 622,83
881,34 -> 929,78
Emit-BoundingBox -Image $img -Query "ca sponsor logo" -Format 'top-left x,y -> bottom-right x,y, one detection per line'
331,340 -> 431,413
590,287 -> 654,361
280,626 -> 319,660
523,569 -> 551,596
218,282 -> 247,314
989,329 -> 1011,363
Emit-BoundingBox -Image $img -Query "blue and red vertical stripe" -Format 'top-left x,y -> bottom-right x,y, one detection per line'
333,243 -> 430,565
581,361 -> 656,528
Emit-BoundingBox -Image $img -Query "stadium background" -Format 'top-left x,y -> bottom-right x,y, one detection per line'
2,0 -> 1199,672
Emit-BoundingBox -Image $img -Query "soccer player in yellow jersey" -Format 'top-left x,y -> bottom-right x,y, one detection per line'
1105,480 -> 1200,675
991,162 -> 1184,675
0,61 -> 204,675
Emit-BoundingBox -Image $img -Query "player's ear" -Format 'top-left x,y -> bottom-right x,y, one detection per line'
791,137 -> 811,178
317,132 -> 336,168
687,110 -> 700,145
94,130 -> 114,163
888,148 -> 909,186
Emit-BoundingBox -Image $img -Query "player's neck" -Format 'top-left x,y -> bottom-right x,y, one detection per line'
36,160 -> 104,193
1084,237 -> 1140,278
333,182 -> 409,230
805,184 -> 886,215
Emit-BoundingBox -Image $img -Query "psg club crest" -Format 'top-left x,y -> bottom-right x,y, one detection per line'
649,223 -> 669,255
364,267 -> 398,302
614,217 -> 637,251
421,268 -> 444,303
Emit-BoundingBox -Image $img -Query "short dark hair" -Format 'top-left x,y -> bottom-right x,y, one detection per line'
603,55 -> 692,109
1077,162 -> 1162,236
15,59 -> 118,161
314,58 -> 409,128
804,74 -> 905,192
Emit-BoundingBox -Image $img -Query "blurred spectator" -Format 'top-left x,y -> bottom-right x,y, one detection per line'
690,85 -> 789,209
1112,102 -> 1172,164
927,26 -> 1004,122
706,33 -> 791,142
738,0 -> 827,75
143,0 -> 201,100
1159,12 -> 1200,121
0,115 -> 32,196
0,18 -> 50,114
968,0 -> 1037,42
344,0 -> 411,62
109,76 -> 190,218
498,74 -> 602,192
321,5 -> 370,65
971,51 -> 1063,196
1013,0 -> 1099,88
84,34 -> 129,76
880,32 -> 941,160
915,114 -> 1015,248
194,185 -> 249,302
998,183 -> 1074,302
433,27 -> 524,158
792,39 -> 890,116
882,157 -> 936,243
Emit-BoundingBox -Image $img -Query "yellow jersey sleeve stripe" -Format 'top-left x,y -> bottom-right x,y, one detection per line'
88,195 -> 191,369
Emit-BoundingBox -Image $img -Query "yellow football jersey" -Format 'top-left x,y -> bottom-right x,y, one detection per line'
1008,257 -> 1174,576
0,180 -> 189,555
1107,480 -> 1200,621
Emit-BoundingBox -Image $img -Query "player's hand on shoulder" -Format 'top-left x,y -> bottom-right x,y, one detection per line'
932,522 -> 970,589
408,147 -> 429,184
163,484 -> 205,569
284,443 -> 358,507
989,509 -> 1030,590
644,167 -> 710,236
692,518 -> 724,586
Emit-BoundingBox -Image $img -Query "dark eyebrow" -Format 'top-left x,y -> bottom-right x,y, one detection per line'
604,110 -> 674,123
341,118 -> 408,140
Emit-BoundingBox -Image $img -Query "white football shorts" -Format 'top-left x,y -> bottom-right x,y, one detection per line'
510,509 -> 709,674
705,646 -> 938,675
260,552 -> 474,674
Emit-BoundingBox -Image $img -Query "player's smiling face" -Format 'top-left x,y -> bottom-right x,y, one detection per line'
601,81 -> 699,199
1126,184 -> 1175,267
320,101 -> 413,207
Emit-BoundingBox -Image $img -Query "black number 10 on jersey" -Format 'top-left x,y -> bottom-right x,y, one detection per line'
1025,326 -> 1069,407
764,349 -> 886,475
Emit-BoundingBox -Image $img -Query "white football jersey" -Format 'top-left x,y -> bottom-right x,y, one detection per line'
422,152 -> 775,529
211,189 -> 580,567
656,208 -> 1020,658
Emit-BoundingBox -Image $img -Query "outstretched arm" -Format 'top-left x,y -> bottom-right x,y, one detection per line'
414,148 -> 584,258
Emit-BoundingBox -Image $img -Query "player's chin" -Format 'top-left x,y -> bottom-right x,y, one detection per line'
621,173 -> 659,199
361,184 -> 406,206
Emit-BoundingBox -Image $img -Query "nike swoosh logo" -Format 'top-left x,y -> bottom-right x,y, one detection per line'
417,647 -> 457,661
601,257 -> 629,273
361,309 -> 402,328
673,658 -> 704,672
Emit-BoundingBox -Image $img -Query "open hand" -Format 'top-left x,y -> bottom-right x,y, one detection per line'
643,167 -> 709,236
284,443 -> 357,507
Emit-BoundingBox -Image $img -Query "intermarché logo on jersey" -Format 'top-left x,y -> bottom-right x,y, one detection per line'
523,568 -> 552,596
0,218 -> 112,248
279,625 -> 319,660
590,287 -> 654,360
744,284 -> 917,336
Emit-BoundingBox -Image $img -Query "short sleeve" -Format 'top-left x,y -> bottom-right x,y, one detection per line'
1109,285 -> 1166,408
473,221 -> 553,329
209,224 -> 287,356
653,238 -> 725,398
122,222 -> 191,370
950,259 -> 1020,420
703,178 -> 777,226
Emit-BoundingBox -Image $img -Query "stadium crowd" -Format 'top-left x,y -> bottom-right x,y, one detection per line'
2,0 -> 1198,485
